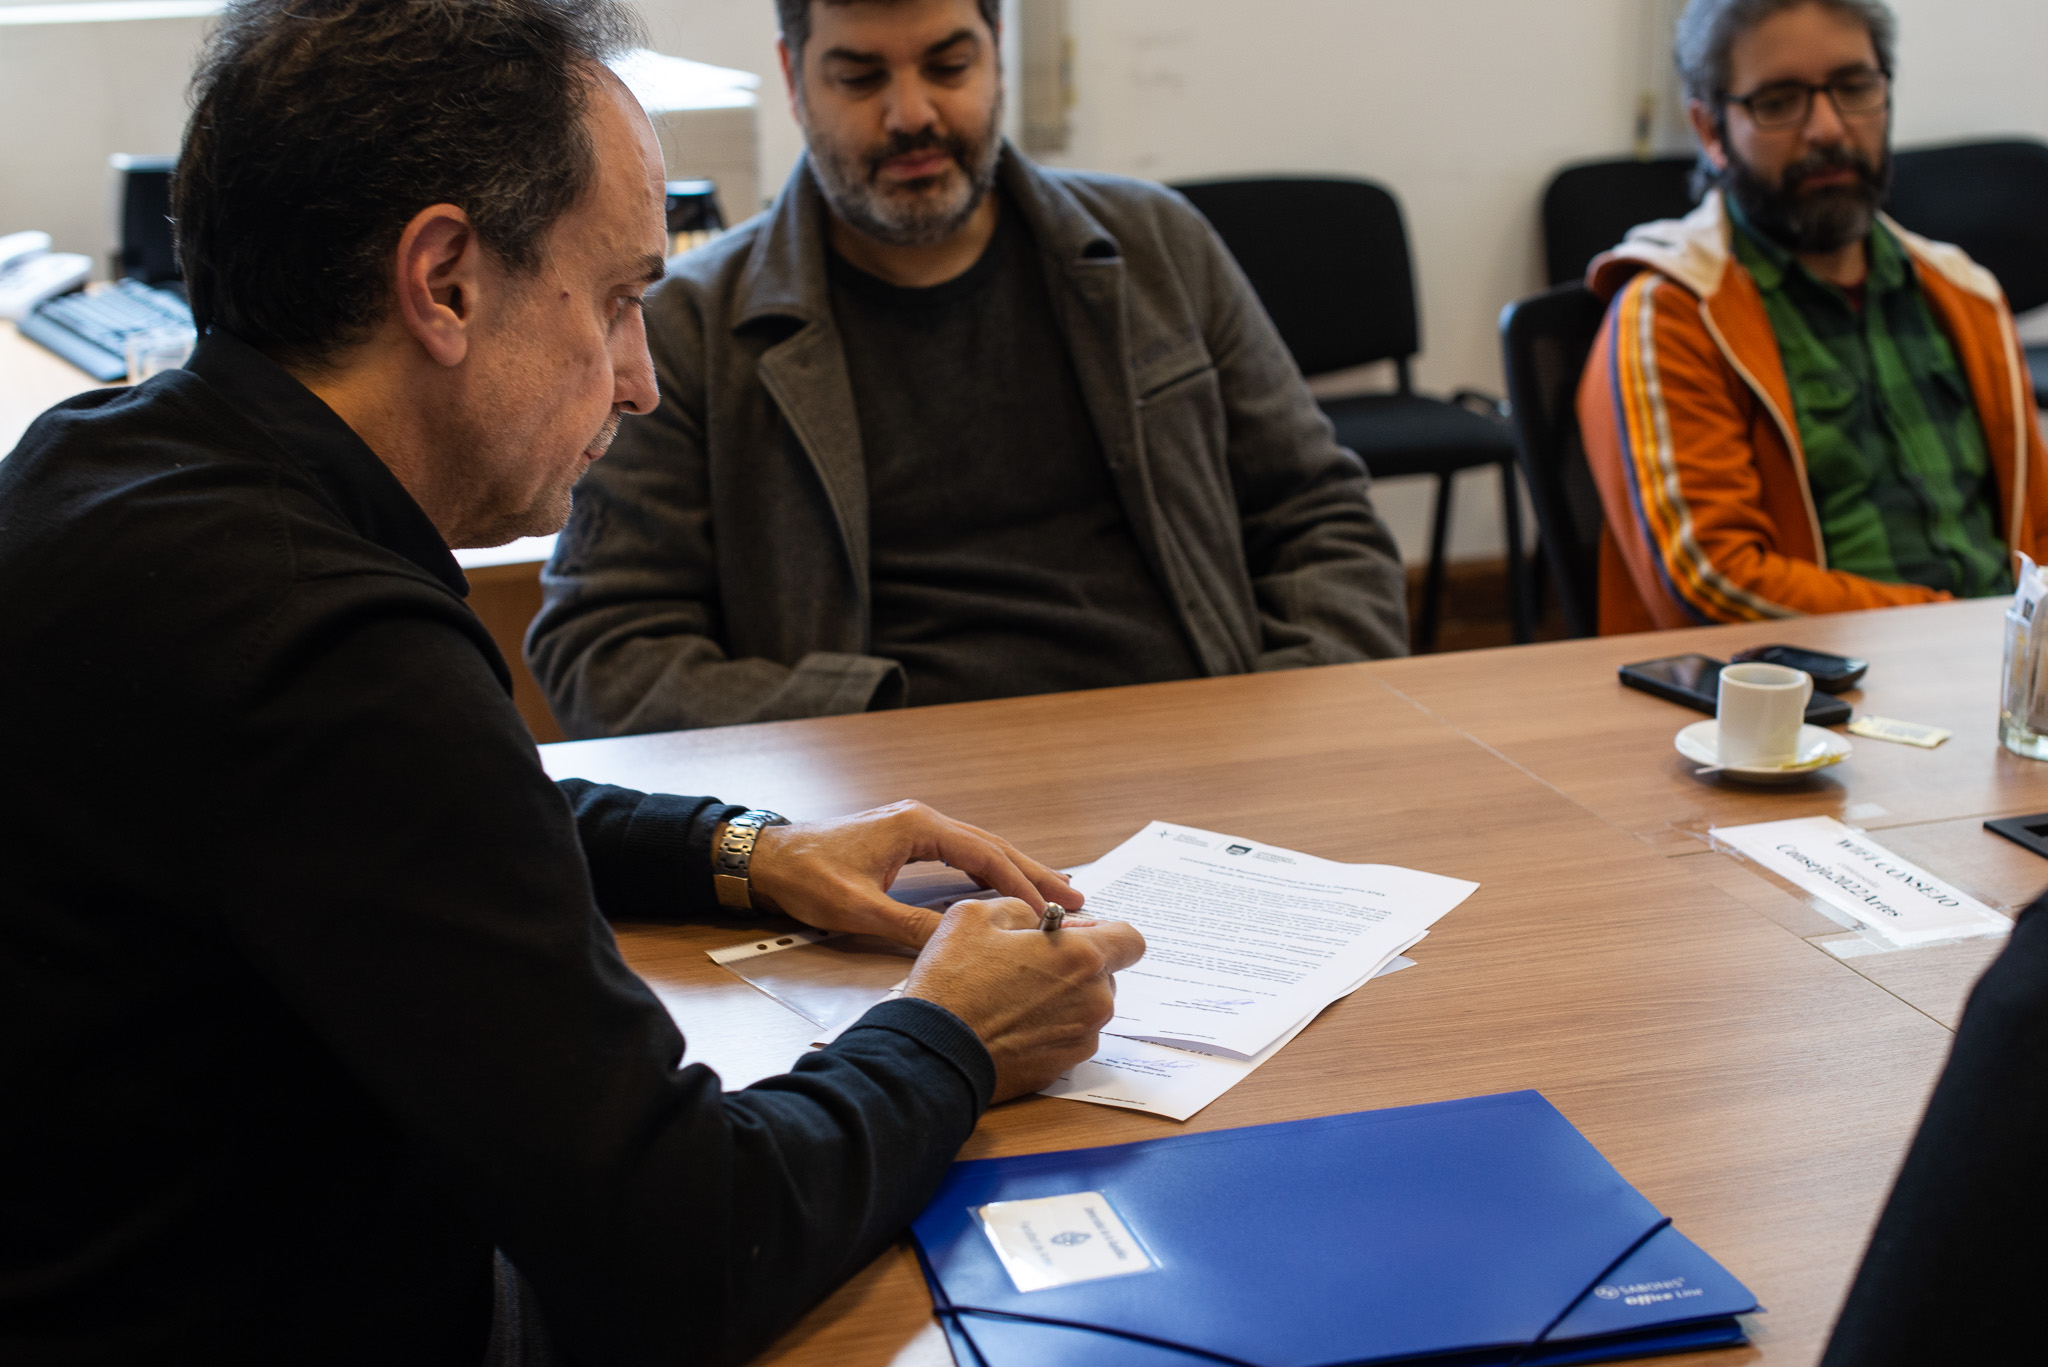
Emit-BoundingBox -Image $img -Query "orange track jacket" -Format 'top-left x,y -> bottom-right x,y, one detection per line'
1578,191 -> 2048,634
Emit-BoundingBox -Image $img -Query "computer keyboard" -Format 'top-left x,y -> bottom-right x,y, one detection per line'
19,279 -> 194,382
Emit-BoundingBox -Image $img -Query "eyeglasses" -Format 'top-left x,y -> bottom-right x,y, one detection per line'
1725,68 -> 1890,129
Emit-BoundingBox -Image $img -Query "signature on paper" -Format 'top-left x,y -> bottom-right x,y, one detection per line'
1103,1054 -> 1201,1073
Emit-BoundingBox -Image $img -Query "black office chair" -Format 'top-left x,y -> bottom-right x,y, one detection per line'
1499,284 -> 1609,638
1888,139 -> 2048,407
1540,156 -> 1700,288
1173,176 -> 1529,652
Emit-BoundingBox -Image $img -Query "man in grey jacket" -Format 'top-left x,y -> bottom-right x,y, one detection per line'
529,0 -> 1408,736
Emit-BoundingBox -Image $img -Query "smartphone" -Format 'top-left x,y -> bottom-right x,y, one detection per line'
1619,653 -> 1852,727
1728,644 -> 1868,693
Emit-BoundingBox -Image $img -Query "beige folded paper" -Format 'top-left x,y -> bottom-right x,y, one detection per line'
1846,716 -> 1951,748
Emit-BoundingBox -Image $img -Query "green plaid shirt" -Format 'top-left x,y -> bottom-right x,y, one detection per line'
1730,200 -> 2012,598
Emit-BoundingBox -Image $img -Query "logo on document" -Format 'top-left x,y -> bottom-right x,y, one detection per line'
1593,1286 -> 1620,1300
1049,1231 -> 1091,1247
1224,844 -> 1252,856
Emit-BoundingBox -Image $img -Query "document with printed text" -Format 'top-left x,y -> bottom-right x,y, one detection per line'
712,829 -> 1476,1122
1040,944 -> 1420,1121
1074,821 -> 1478,1058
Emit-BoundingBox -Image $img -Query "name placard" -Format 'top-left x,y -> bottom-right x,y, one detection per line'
1712,816 -> 2010,947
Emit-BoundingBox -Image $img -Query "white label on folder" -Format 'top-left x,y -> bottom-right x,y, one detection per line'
975,1192 -> 1156,1292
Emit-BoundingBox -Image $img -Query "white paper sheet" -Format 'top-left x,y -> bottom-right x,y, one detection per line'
1712,816 -> 2011,947
1072,821 -> 1477,1057
716,836 -> 1469,1122
1040,946 -> 1420,1121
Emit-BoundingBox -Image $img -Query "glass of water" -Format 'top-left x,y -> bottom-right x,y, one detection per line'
124,325 -> 196,384
2002,556 -> 2048,759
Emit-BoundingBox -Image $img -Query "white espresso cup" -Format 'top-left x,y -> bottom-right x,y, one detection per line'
1715,662 -> 1813,767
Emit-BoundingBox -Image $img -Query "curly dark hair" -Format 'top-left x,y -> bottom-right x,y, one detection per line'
174,0 -> 642,365
774,0 -> 1000,61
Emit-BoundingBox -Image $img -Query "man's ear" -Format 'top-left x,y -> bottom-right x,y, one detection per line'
392,203 -> 480,369
1688,98 -> 1730,174
776,36 -> 804,127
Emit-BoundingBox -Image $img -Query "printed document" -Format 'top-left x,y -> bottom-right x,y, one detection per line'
1074,821 -> 1477,1057
1712,816 -> 2010,947
713,830 -> 1476,1121
1041,945 -> 1420,1121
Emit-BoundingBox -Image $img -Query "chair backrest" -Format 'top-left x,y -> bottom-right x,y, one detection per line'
1540,156 -> 1699,288
1500,283 -> 1609,638
1887,139 -> 2048,316
1172,177 -> 1418,378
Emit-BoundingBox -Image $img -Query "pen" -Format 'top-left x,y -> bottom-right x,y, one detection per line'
1038,905 -> 1065,932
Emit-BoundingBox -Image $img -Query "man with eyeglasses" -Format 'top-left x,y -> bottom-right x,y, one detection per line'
1579,0 -> 2048,632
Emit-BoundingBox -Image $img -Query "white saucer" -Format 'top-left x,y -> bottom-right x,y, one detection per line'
1675,720 -> 1851,783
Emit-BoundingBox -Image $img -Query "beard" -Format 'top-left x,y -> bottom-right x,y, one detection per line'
805,97 -> 1004,248
1722,139 -> 1892,255
585,409 -> 623,462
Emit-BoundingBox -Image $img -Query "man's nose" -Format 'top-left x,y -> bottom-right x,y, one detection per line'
1804,87 -> 1851,144
613,321 -> 658,417
883,73 -> 939,135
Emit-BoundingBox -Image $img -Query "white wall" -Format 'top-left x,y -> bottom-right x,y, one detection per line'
0,9 -> 207,275
0,1 -> 784,266
629,0 -> 804,210
6,0 -> 2045,563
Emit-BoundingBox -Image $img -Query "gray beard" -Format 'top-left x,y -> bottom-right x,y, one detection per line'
806,103 -> 1004,248
1723,143 -> 1890,255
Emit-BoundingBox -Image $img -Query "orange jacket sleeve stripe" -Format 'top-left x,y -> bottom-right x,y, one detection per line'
1609,277 -> 1800,624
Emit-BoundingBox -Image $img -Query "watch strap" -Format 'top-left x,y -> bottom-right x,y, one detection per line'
713,809 -> 790,911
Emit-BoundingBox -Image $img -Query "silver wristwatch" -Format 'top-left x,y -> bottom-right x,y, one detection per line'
712,809 -> 790,911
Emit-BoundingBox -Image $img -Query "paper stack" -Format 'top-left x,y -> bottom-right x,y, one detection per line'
708,822 -> 1479,1121
1041,821 -> 1477,1119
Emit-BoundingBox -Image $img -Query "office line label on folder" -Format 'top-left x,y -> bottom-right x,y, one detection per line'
975,1191 -> 1157,1292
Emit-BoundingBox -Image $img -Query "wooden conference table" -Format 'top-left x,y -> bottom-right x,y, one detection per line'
0,322 -> 104,455
539,597 -> 2033,1367
1376,595 -> 2045,1029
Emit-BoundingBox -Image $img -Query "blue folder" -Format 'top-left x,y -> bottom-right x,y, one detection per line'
911,1091 -> 1759,1366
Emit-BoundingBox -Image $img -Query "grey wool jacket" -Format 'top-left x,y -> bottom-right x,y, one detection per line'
529,146 -> 1409,737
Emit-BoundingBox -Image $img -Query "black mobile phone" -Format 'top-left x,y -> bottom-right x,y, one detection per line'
1728,644 -> 1869,693
1985,813 -> 2048,862
1618,653 -> 1852,727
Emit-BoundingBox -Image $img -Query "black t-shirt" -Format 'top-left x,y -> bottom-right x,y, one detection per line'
828,195 -> 1202,707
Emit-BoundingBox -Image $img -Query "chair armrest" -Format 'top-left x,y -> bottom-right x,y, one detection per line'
1451,388 -> 1510,421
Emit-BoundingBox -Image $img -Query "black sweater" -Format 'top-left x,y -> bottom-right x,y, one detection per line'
0,334 -> 994,1366
1820,892 -> 2048,1364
